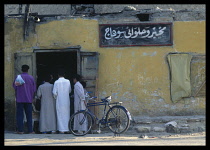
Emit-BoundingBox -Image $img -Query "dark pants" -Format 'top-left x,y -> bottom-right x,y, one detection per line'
16,103 -> 33,133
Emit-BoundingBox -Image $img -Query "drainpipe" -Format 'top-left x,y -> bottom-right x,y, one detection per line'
23,4 -> 30,40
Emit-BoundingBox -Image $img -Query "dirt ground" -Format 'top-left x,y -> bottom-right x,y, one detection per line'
4,131 -> 206,146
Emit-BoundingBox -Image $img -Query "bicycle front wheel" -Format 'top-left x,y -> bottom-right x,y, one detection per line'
69,111 -> 93,136
106,106 -> 130,134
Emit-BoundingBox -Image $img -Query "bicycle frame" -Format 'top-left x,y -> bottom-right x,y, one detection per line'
86,101 -> 124,126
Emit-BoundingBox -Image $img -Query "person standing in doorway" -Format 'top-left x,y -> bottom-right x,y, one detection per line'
73,74 -> 87,134
37,74 -> 57,134
13,65 -> 36,134
53,69 -> 71,134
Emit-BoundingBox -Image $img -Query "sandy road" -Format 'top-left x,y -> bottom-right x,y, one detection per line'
4,132 -> 206,146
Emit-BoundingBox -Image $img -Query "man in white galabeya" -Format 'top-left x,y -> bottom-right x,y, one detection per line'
73,74 -> 87,134
53,69 -> 71,134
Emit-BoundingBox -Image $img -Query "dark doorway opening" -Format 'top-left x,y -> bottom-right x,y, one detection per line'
36,51 -> 77,88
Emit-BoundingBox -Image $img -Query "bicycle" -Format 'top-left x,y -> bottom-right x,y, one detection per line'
69,96 -> 132,136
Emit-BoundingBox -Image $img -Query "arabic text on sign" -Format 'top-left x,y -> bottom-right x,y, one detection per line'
104,26 -> 167,40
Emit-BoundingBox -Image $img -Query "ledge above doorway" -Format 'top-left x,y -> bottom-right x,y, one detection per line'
33,46 -> 81,53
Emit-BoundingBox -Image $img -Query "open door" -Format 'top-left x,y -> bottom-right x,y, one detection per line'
14,52 -> 36,80
80,52 -> 99,97
80,52 -> 99,119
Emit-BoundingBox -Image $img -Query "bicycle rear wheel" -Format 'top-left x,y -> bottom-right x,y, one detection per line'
69,111 -> 93,136
106,106 -> 130,134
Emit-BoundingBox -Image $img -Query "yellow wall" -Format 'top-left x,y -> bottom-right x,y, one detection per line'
97,21 -> 205,116
5,18 -> 205,122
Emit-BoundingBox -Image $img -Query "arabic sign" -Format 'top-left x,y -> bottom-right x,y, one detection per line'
99,23 -> 173,47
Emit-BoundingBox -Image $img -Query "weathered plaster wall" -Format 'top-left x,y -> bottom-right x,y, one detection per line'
4,4 -> 205,15
4,17 -> 205,129
4,18 -> 39,130
5,18 -> 21,130
94,4 -> 205,14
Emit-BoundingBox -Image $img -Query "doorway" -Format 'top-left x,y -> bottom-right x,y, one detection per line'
35,51 -> 77,117
14,49 -> 99,132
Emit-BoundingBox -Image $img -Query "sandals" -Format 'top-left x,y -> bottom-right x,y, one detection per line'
14,131 -> 35,134
59,131 -> 65,134
14,131 -> 24,134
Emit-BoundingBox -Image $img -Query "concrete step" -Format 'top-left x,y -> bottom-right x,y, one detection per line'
128,115 -> 205,134
132,115 -> 205,124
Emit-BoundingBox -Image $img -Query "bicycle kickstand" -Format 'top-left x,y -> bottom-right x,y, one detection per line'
97,123 -> 101,134
113,132 -> 121,137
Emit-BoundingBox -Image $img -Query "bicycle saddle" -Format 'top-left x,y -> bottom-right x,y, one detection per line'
101,96 -> 112,102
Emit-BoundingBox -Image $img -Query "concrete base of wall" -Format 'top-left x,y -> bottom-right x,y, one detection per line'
129,115 -> 205,135
91,115 -> 205,136
4,99 -> 16,131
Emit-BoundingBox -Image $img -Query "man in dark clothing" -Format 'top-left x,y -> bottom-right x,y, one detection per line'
13,65 -> 36,134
